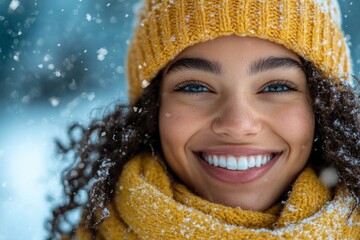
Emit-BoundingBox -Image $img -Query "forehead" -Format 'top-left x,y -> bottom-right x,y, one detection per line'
173,35 -> 300,63
164,35 -> 302,77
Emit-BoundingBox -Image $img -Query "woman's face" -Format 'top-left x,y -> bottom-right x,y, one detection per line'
159,36 -> 315,211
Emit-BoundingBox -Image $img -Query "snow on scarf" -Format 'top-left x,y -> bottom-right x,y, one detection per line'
76,154 -> 360,239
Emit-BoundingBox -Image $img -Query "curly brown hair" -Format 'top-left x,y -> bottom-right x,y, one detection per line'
47,61 -> 360,239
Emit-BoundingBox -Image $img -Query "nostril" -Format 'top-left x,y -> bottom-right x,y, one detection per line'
211,114 -> 262,138
211,117 -> 228,135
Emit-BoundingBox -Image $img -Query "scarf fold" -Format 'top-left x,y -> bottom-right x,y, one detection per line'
77,154 -> 360,239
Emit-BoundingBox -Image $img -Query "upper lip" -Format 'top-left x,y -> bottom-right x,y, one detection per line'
196,145 -> 281,156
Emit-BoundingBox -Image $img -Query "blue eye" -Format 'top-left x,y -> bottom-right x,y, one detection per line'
182,85 -> 209,92
262,81 -> 298,93
264,84 -> 289,92
174,80 -> 211,93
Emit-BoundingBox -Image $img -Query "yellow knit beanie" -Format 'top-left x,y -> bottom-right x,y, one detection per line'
126,0 -> 352,104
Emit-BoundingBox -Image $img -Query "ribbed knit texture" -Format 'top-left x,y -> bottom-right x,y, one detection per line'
126,0 -> 351,104
76,155 -> 360,239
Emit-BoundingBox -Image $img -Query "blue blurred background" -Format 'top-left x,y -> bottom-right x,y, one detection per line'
0,1 -> 359,239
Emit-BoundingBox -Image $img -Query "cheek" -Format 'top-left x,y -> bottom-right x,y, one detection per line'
272,102 -> 315,149
159,108 -> 179,172
159,110 -> 178,143
159,99 -> 206,145
158,101 -> 195,158
158,101 -> 202,179
159,105 -> 190,144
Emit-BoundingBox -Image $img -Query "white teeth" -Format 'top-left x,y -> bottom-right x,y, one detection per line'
202,153 -> 274,171
255,155 -> 262,167
261,156 -> 267,165
219,156 -> 227,168
213,156 -> 219,167
208,155 -> 214,165
248,156 -> 256,168
237,157 -> 248,170
227,156 -> 237,170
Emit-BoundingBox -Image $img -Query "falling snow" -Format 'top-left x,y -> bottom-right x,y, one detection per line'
9,0 -> 20,11
320,167 -> 339,188
86,13 -> 92,21
49,97 -> 61,107
0,1 -> 359,239
140,80 -> 149,89
97,47 -> 108,61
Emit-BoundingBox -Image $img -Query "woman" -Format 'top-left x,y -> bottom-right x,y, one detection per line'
49,0 -> 359,239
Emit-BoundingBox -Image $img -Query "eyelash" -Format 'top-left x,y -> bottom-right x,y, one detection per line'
261,80 -> 299,94
173,80 -> 212,94
173,79 -> 299,95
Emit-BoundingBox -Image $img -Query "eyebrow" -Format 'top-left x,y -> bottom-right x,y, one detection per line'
164,56 -> 303,76
248,57 -> 304,75
165,57 -> 222,75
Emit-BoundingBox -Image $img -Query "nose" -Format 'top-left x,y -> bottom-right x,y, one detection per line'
211,97 -> 263,140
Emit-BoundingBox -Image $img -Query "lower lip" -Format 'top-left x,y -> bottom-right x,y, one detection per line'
197,154 -> 280,184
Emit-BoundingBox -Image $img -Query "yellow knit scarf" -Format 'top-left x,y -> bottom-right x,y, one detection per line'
77,154 -> 360,239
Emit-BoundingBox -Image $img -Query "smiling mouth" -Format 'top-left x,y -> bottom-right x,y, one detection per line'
199,152 -> 279,171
